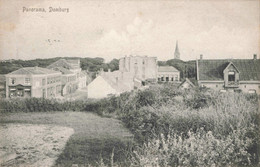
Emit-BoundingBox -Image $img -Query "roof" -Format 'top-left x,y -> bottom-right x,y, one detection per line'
101,72 -> 131,93
179,78 -> 195,88
7,67 -> 60,75
197,59 -> 260,81
51,67 -> 74,75
47,59 -> 80,70
79,71 -> 87,77
158,66 -> 179,72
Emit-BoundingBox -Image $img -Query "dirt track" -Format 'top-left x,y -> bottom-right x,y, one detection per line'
0,124 -> 74,166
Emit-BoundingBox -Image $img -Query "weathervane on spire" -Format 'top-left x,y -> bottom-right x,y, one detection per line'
174,40 -> 180,60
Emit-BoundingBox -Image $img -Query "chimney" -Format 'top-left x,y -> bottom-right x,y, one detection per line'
200,54 -> 203,60
253,54 -> 257,60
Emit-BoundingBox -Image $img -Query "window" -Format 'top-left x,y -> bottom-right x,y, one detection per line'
25,78 -> 30,84
166,77 -> 169,82
175,76 -> 178,81
244,85 -> 246,88
42,78 -> 46,86
216,85 -> 218,88
228,71 -> 235,82
161,77 -> 164,81
11,78 -> 16,84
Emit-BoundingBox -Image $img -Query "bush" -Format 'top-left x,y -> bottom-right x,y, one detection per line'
115,84 -> 259,166
132,129 -> 254,167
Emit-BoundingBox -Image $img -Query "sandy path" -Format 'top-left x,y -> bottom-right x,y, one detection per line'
0,124 -> 74,166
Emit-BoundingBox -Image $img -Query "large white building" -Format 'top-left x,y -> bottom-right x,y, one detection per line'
88,56 -> 180,98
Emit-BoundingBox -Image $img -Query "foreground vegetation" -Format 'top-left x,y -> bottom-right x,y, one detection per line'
1,84 -> 259,166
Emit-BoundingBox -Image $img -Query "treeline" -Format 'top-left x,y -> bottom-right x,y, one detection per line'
0,57 -> 196,81
0,57 -> 119,74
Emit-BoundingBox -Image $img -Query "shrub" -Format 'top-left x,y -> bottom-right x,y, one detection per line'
132,129 -> 254,167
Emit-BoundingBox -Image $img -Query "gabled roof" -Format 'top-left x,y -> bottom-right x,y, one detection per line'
197,59 -> 260,81
47,59 -> 80,70
223,62 -> 240,73
7,67 -> 60,75
179,78 -> 195,88
158,66 -> 179,72
101,72 -> 131,93
51,67 -> 74,75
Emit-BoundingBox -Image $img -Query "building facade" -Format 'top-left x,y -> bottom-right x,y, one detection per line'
5,58 -> 88,98
119,56 -> 158,80
196,54 -> 260,94
5,67 -> 62,98
47,59 -> 87,95
157,66 -> 180,82
88,55 -> 181,98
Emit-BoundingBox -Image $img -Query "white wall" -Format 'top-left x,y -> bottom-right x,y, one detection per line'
199,81 -> 260,94
88,76 -> 117,98
239,83 -> 260,94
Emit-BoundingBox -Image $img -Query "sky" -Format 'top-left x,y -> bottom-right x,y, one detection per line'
0,0 -> 259,62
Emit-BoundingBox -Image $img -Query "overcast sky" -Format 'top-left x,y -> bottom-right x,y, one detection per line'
0,0 -> 259,62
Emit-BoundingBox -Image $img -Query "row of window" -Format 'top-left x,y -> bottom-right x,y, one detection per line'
47,76 -> 61,85
158,76 -> 178,81
10,76 -> 61,86
67,76 -> 76,82
10,78 -> 31,85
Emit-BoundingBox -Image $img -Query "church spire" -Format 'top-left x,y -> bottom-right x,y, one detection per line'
174,40 -> 180,59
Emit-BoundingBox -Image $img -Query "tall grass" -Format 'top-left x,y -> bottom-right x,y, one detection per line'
115,84 -> 259,166
1,83 -> 259,166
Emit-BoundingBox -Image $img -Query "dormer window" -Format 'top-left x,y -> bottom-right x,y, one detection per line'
228,71 -> 235,82
223,62 -> 240,88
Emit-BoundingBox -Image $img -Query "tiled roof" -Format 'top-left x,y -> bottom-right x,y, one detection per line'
197,59 -> 260,81
158,66 -> 179,72
51,67 -> 74,75
47,59 -> 79,69
8,67 -> 60,75
66,59 -> 80,69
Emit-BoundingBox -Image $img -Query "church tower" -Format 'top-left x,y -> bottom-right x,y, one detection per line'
174,41 -> 180,59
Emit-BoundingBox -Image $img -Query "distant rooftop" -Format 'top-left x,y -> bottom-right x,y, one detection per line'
158,66 -> 179,72
51,67 -> 74,75
7,67 -> 60,75
197,59 -> 260,81
47,59 -> 80,70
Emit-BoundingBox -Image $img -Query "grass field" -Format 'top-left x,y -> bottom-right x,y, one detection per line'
0,112 -> 134,166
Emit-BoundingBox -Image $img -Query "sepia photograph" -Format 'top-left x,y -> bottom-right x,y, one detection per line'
0,0 -> 259,166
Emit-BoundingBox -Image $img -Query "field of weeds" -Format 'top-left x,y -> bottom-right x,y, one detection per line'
114,84 -> 260,167
0,83 -> 259,166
